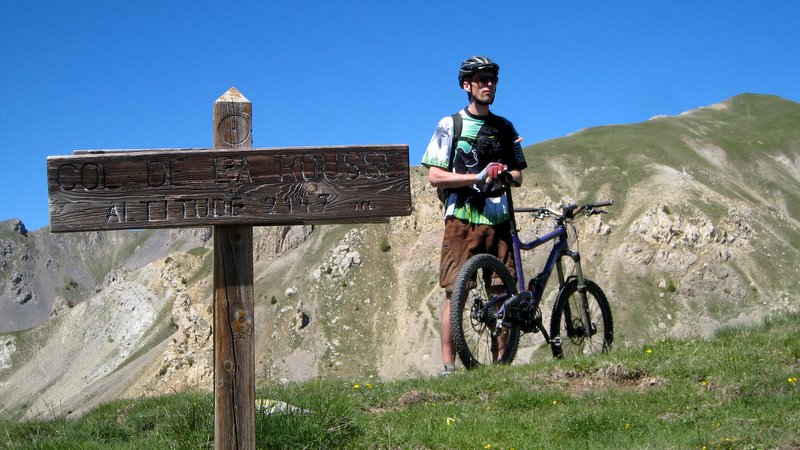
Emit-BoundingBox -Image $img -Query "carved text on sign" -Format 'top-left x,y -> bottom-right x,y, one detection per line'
47,145 -> 411,232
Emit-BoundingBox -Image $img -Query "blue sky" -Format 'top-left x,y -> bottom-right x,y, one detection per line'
2,0 -> 798,232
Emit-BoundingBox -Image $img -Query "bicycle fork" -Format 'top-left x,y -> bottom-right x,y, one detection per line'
566,250 -> 596,339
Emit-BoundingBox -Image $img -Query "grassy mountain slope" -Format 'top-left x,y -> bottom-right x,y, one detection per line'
1,93 -> 798,420
521,94 -> 800,345
2,311 -> 799,448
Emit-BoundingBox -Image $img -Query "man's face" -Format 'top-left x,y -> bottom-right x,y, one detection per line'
466,70 -> 498,105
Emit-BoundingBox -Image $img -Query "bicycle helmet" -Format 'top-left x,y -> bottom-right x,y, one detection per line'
458,55 -> 500,87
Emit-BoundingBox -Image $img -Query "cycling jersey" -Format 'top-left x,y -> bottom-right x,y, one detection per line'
422,109 -> 527,225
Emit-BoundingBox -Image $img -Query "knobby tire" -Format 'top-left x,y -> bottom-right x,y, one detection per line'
549,278 -> 613,358
450,254 -> 521,369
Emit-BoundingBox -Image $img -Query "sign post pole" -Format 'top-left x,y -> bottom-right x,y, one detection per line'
212,88 -> 256,449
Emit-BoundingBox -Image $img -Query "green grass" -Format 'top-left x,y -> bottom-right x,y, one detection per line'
3,313 -> 799,449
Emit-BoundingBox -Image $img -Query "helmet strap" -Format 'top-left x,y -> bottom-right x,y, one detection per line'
467,84 -> 494,106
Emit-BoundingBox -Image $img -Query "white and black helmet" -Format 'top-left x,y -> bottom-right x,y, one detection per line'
458,55 -> 500,87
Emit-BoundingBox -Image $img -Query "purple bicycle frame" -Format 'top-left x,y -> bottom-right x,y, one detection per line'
511,222 -> 569,299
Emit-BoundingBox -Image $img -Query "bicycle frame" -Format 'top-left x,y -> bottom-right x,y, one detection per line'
451,176 -> 613,365
505,187 -> 578,302
488,186 -> 593,345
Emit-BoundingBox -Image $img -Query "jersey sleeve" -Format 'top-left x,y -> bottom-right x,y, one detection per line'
421,115 -> 454,169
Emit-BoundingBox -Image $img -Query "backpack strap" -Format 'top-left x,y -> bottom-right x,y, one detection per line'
447,111 -> 462,170
437,111 -> 464,204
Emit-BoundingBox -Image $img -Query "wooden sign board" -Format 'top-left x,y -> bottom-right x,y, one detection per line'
47,145 -> 411,232
46,87 -> 409,448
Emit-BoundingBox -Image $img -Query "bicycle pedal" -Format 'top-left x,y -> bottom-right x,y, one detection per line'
492,325 -> 510,337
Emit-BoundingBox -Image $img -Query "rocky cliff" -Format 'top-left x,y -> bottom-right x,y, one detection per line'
1,94 -> 798,419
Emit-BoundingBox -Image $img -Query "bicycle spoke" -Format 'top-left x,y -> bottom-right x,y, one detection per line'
565,295 -> 605,355
460,268 -> 496,365
451,254 -> 520,368
549,279 -> 613,358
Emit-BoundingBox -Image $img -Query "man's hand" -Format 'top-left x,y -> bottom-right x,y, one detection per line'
476,162 -> 507,185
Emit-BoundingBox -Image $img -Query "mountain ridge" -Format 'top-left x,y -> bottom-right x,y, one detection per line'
1,93 -> 799,419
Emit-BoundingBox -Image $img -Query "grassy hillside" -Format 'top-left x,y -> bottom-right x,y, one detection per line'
1,93 -> 799,421
518,94 -> 800,347
2,312 -> 798,449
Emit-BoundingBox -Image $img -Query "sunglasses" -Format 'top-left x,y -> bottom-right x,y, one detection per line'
472,75 -> 498,85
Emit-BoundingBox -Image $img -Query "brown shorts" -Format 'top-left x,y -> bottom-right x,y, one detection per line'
439,217 -> 516,294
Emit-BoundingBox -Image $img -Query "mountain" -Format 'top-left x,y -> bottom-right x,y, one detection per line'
1,93 -> 799,419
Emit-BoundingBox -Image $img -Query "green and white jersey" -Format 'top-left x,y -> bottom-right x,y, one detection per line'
422,109 -> 527,225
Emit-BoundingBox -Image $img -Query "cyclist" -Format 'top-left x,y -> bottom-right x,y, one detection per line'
421,55 -> 527,375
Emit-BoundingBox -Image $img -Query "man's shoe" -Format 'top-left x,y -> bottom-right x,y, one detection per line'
437,365 -> 456,377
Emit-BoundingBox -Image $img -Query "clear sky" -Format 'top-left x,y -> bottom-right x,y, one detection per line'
2,0 -> 798,232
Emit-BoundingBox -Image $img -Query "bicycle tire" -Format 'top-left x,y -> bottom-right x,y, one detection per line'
549,278 -> 613,358
451,254 -> 521,369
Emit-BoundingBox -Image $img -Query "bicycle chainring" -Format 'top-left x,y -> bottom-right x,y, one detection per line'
519,304 -> 543,333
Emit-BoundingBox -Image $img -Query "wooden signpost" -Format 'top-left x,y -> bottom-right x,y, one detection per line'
46,88 -> 411,449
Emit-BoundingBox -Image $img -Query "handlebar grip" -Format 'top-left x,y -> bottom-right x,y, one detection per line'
497,170 -> 520,187
592,200 -> 614,207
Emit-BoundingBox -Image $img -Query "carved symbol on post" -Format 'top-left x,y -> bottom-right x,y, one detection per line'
218,114 -> 251,146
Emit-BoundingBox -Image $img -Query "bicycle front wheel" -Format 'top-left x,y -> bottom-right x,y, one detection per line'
549,278 -> 613,358
451,254 -> 520,369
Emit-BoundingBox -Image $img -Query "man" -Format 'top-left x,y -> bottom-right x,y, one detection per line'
421,55 -> 527,375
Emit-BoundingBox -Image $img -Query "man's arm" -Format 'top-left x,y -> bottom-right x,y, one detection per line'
427,166 -> 478,188
429,165 -> 522,187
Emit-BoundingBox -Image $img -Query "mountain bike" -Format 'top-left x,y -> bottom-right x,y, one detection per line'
450,175 -> 614,368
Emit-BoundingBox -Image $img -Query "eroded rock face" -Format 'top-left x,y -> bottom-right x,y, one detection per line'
254,225 -> 314,261
0,336 -> 15,371
312,228 -> 365,280
628,205 -> 748,250
131,255 -> 214,396
3,179 -> 792,416
4,95 -> 800,417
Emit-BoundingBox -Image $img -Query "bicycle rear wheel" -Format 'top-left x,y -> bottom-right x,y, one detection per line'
451,254 -> 520,369
549,278 -> 613,358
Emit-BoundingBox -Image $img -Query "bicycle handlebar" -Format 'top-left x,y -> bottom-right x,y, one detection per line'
515,200 -> 613,220
497,169 -> 612,220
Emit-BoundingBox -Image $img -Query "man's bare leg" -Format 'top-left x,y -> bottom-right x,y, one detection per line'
440,294 -> 456,373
